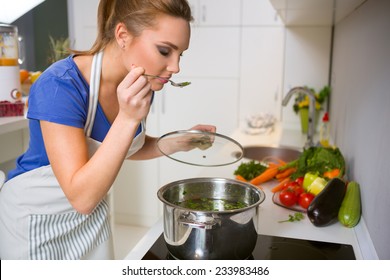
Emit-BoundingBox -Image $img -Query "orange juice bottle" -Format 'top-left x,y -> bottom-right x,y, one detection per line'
0,58 -> 18,66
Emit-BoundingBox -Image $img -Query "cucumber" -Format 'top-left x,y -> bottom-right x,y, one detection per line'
338,181 -> 361,228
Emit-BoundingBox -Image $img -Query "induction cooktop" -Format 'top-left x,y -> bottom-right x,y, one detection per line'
142,234 -> 356,260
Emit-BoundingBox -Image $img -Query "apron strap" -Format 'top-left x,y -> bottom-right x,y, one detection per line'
85,51 -> 103,137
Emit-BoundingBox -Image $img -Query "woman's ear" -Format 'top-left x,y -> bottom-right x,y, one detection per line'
115,22 -> 131,49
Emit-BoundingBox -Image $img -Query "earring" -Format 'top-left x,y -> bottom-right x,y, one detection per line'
121,42 -> 125,49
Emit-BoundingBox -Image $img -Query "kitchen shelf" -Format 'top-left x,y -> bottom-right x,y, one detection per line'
0,116 -> 28,135
269,0 -> 367,26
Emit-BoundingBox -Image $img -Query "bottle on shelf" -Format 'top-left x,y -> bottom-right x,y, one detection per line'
320,112 -> 330,147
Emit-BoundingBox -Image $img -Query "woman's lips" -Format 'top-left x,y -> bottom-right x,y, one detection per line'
157,77 -> 169,84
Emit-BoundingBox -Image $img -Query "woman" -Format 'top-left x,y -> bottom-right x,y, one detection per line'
0,0 -> 215,260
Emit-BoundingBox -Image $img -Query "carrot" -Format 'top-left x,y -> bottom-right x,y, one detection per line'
250,166 -> 279,185
323,168 -> 341,179
275,167 -> 296,180
235,174 -> 247,182
262,156 -> 287,166
267,162 -> 280,169
271,177 -> 291,193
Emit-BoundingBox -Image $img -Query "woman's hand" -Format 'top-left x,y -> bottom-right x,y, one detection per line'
189,124 -> 216,134
116,66 -> 152,124
157,124 -> 217,155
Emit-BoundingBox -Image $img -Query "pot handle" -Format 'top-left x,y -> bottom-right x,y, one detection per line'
178,214 -> 220,229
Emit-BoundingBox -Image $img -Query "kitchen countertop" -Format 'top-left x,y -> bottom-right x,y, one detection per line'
125,123 -> 374,260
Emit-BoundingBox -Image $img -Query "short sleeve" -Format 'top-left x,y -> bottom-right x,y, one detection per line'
27,57 -> 89,129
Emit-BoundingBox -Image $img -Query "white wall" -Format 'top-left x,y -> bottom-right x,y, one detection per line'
331,0 -> 390,259
281,26 -> 332,129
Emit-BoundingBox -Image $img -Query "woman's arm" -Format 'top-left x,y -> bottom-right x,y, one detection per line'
42,67 -> 152,215
127,135 -> 161,160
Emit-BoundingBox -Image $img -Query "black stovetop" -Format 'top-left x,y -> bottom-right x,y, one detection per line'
142,234 -> 356,260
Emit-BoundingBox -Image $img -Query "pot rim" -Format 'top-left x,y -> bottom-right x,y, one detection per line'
157,177 -> 266,214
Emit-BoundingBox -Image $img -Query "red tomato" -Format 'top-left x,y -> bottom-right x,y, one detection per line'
295,177 -> 304,186
298,192 -> 315,209
279,189 -> 298,207
285,181 -> 299,189
291,185 -> 304,197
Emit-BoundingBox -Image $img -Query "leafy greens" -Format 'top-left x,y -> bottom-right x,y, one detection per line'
280,146 -> 346,180
234,160 -> 268,181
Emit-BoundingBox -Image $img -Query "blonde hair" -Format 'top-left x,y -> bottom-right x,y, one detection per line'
73,0 -> 193,55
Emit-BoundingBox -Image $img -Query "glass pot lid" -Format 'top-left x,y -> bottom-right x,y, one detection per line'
157,130 -> 244,167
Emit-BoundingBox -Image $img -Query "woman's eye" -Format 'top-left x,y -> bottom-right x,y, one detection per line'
158,46 -> 170,56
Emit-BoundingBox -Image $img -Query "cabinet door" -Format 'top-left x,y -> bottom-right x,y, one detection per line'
189,0 -> 241,26
157,77 -> 239,136
67,0 -> 99,50
113,158 -> 160,227
179,27 -> 241,78
242,0 -> 282,26
239,27 -> 284,123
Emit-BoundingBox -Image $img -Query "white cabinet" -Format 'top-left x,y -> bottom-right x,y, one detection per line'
239,27 -> 284,123
113,157 -> 160,227
156,78 -> 239,135
188,0 -> 241,26
239,0 -> 284,125
0,117 -> 29,174
67,0 -> 99,50
268,0 -> 367,26
177,27 -> 241,78
242,0 -> 282,26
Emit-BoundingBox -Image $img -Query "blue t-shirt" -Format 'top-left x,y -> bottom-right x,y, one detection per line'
7,56 -> 142,180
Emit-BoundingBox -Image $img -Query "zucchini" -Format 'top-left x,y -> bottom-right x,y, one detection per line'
338,181 -> 361,228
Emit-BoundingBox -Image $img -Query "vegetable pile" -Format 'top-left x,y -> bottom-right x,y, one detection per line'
278,146 -> 346,180
233,146 -> 362,228
234,146 -> 346,191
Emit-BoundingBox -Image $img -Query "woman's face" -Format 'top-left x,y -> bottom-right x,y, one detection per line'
122,14 -> 191,91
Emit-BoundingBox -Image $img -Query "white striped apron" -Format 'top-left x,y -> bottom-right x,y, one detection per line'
0,51 -> 146,259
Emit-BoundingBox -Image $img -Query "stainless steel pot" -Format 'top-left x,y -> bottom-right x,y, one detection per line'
157,177 -> 266,260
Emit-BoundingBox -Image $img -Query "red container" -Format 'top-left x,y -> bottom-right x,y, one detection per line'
0,100 -> 24,117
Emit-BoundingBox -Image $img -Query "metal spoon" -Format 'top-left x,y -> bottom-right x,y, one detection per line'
143,74 -> 191,88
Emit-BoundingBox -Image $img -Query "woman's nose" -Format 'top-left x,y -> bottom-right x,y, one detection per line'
167,57 -> 180,74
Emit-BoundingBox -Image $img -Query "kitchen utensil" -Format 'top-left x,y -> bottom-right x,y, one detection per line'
0,24 -> 23,102
143,74 -> 191,88
157,130 -> 243,167
158,177 -> 266,260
